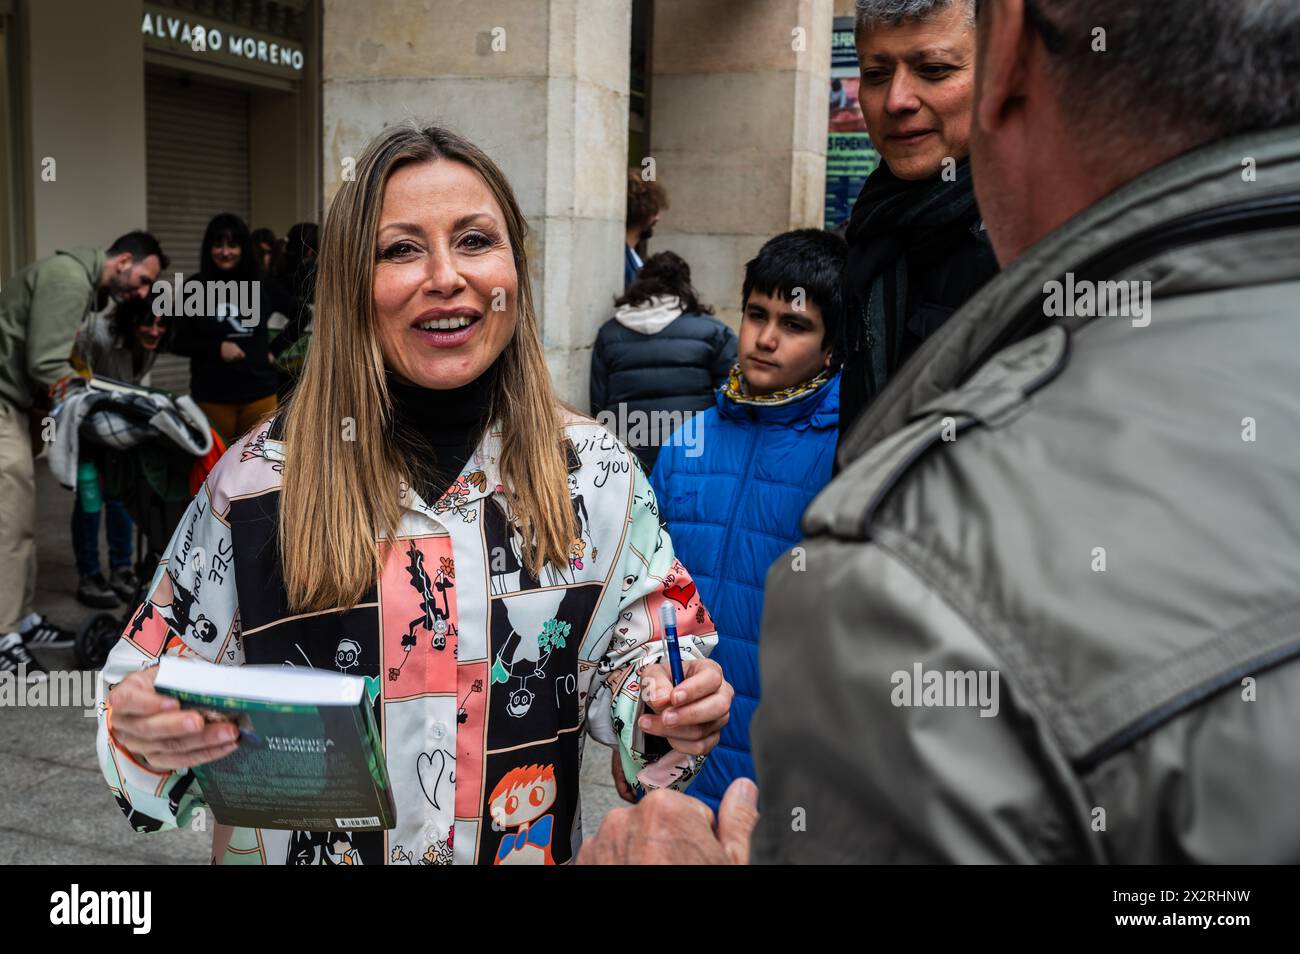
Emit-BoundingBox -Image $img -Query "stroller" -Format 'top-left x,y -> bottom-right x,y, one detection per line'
49,376 -> 224,669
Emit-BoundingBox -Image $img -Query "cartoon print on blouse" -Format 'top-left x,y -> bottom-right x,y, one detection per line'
632,481 -> 669,556
567,473 -> 595,573
458,677 -> 484,724
166,770 -> 198,818
422,829 -> 454,865
490,764 -> 557,865
113,792 -> 165,834
485,491 -> 536,595
125,600 -> 153,646
416,748 -> 456,812
489,588 -> 567,719
334,638 -> 360,672
287,830 -> 348,865
111,769 -> 196,833
607,608 -> 638,656
153,567 -> 219,646
661,574 -> 696,610
391,539 -> 454,681
238,425 -> 283,474
430,469 -> 486,523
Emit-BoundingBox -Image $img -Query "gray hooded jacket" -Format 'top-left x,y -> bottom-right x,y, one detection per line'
752,124 -> 1300,864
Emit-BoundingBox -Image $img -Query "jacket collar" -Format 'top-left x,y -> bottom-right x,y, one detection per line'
716,371 -> 840,430
259,421 -> 504,520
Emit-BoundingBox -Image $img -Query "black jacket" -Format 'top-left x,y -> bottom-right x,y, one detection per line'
168,277 -> 296,404
589,303 -> 736,472
837,162 -> 999,450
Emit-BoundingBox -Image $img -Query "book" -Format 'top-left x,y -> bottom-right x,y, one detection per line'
154,657 -> 395,831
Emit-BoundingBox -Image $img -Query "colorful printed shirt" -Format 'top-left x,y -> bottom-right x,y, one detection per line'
95,412 -> 718,865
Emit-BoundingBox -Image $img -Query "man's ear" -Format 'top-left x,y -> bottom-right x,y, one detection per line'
974,0 -> 1031,138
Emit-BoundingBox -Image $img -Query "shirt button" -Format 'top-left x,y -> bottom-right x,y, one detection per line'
431,722 -> 446,741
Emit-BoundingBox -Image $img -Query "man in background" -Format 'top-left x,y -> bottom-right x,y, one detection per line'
0,231 -> 165,678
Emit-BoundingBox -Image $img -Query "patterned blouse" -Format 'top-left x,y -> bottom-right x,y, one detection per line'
96,411 -> 718,865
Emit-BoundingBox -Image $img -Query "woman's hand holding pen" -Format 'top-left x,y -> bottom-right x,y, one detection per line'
636,658 -> 733,757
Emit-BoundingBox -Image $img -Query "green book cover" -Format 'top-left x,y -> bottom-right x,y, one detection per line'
155,658 -> 395,831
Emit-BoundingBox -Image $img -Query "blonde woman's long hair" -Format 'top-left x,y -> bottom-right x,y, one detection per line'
279,124 -> 575,612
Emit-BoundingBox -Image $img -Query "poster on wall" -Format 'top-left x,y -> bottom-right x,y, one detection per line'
825,18 -> 880,231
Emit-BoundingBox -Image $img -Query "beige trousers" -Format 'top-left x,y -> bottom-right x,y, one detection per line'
0,398 -> 36,633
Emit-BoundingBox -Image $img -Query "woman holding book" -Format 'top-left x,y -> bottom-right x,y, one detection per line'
96,123 -> 732,865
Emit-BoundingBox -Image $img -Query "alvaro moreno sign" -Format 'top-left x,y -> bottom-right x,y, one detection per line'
141,4 -> 305,79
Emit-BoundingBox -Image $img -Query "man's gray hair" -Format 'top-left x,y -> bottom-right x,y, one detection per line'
1036,0 -> 1300,149
854,0 -> 976,31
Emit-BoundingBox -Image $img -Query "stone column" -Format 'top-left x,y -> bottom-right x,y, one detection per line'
321,0 -> 631,407
647,0 -> 832,326
24,0 -> 147,258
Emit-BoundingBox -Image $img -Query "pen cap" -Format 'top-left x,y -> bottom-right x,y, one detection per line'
659,602 -> 677,631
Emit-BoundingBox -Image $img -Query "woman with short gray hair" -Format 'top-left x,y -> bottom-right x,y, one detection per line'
837,0 -> 997,449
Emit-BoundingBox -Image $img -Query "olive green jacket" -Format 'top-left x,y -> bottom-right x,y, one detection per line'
0,248 -> 104,410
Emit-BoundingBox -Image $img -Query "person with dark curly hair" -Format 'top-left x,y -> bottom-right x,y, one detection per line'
624,169 -> 669,288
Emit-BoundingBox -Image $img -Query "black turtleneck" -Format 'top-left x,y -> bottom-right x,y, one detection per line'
387,359 -> 499,504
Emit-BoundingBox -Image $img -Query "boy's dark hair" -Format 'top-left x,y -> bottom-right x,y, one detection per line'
615,250 -> 714,315
107,230 -> 169,270
742,229 -> 848,348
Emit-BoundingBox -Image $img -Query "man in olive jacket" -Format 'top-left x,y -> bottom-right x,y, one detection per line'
579,0 -> 1300,864
0,232 -> 163,668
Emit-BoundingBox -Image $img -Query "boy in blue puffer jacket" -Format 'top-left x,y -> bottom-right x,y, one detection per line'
615,229 -> 846,813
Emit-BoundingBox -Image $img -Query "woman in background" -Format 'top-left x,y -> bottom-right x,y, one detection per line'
168,213 -> 295,444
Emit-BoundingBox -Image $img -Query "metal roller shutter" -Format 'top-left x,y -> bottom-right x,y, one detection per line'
145,72 -> 250,395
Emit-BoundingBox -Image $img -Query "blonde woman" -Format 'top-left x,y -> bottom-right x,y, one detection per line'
96,124 -> 732,865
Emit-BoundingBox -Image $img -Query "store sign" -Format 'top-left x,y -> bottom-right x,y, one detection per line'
141,4 -> 304,79
824,18 -> 880,230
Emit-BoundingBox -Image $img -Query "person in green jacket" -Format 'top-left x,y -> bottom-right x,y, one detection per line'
0,231 -> 165,679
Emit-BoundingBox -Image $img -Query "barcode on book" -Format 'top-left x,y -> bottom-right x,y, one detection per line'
335,816 -> 381,827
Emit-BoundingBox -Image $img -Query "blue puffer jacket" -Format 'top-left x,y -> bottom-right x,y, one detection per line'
650,372 -> 840,812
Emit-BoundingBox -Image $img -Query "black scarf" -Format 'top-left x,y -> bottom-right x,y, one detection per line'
840,157 -> 980,401
387,359 -> 499,505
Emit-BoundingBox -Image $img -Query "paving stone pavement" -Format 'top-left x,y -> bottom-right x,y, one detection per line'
0,461 -> 626,864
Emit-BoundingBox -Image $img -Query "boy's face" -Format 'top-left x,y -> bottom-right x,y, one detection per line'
739,290 -> 832,396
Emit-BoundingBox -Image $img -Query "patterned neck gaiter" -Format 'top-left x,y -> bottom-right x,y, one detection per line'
721,363 -> 834,407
